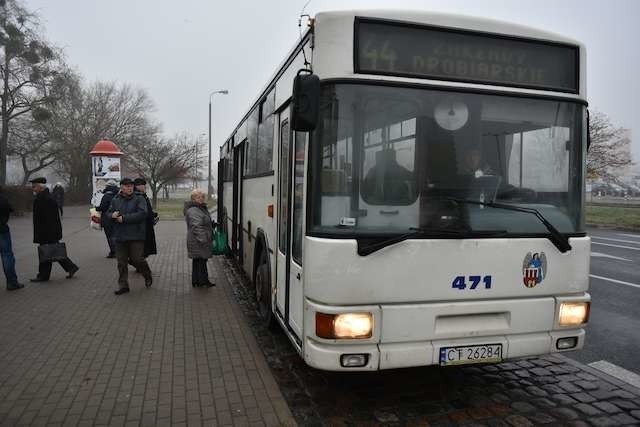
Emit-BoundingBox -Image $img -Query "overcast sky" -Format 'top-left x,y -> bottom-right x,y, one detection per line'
26,0 -> 640,165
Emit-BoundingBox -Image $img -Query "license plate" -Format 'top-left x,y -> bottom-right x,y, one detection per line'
439,344 -> 503,366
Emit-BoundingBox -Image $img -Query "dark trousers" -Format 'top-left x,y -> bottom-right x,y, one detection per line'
116,240 -> 151,288
0,231 -> 18,285
103,226 -> 116,255
192,258 -> 209,286
38,257 -> 78,280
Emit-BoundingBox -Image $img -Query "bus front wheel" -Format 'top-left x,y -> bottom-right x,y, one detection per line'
255,254 -> 274,327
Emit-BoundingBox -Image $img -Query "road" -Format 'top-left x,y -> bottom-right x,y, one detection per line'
566,227 -> 640,381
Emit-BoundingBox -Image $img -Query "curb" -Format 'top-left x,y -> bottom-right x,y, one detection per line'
215,257 -> 297,426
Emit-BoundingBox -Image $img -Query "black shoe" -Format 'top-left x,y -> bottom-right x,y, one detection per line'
7,283 -> 24,291
66,266 -> 79,279
145,277 -> 152,288
30,277 -> 48,282
200,282 -> 216,288
106,253 -> 116,259
114,287 -> 130,295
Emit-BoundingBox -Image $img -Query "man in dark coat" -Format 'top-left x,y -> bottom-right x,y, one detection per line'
51,182 -> 65,216
133,178 -> 157,258
30,177 -> 79,282
0,186 -> 23,290
97,180 -> 119,258
107,177 -> 152,295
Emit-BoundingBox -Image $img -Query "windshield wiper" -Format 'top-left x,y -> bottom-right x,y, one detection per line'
437,197 -> 572,253
357,227 -> 507,256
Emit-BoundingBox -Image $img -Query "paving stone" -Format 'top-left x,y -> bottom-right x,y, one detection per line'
529,367 -> 552,376
574,380 -> 599,391
550,407 -> 580,421
557,382 -> 582,393
588,388 -> 619,400
526,412 -> 556,424
505,414 -> 534,427
550,393 -> 577,405
589,416 -> 626,427
592,401 -> 622,414
612,413 -> 640,425
530,397 -> 556,409
511,401 -> 536,413
632,410 -> 640,420
574,403 -> 602,417
572,392 -> 597,403
611,399 -> 639,410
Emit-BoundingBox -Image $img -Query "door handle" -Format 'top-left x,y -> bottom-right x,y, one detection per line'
296,272 -> 301,280
380,210 -> 399,215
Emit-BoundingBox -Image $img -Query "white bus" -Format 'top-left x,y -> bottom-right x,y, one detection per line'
217,10 -> 590,371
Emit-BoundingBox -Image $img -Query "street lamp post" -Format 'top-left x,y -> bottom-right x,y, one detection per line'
208,90 -> 228,199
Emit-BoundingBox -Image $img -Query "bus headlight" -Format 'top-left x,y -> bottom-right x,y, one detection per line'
559,302 -> 590,326
316,312 -> 373,339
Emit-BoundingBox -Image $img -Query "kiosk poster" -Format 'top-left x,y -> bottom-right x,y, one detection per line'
91,156 -> 121,206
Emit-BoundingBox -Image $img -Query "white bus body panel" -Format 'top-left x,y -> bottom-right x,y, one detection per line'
240,176 -> 274,273
302,236 -> 589,370
305,236 -> 589,304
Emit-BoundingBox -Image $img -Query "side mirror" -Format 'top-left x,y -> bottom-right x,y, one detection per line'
291,70 -> 320,132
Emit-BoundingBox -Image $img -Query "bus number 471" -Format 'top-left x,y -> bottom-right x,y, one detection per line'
452,275 -> 492,290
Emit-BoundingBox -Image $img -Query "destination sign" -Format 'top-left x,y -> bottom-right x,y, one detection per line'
356,20 -> 579,92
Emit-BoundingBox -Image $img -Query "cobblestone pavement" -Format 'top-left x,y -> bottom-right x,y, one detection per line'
221,258 -> 640,426
0,207 -> 294,426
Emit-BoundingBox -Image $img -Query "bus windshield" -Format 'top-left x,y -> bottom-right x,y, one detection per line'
310,83 -> 585,237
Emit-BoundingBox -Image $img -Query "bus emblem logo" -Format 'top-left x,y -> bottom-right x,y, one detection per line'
522,252 -> 547,288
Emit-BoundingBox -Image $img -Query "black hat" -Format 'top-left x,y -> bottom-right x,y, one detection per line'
29,177 -> 47,184
120,177 -> 134,185
133,178 -> 146,186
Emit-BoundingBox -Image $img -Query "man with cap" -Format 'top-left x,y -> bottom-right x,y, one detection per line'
133,178 -> 157,259
96,179 -> 120,258
30,177 -> 79,282
107,177 -> 153,294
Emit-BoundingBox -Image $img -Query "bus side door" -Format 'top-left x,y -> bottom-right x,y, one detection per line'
275,109 -> 305,340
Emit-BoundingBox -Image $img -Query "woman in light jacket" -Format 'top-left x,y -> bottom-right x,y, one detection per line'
184,189 -> 215,287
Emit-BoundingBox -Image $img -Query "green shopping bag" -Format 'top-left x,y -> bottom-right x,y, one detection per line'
212,230 -> 229,255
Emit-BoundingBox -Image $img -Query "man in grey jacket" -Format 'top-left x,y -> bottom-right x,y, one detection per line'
107,177 -> 152,295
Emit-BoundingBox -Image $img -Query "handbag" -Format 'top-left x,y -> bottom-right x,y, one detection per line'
38,242 -> 68,262
212,230 -> 229,255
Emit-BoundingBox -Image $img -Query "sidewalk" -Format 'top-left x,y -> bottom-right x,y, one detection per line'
0,206 -> 295,426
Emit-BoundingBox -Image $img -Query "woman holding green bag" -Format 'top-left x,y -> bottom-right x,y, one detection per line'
184,189 -> 215,287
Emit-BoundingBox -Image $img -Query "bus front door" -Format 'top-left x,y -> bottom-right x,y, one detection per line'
276,109 -> 304,341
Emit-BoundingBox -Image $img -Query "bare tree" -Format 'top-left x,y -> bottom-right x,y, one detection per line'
128,132 -> 197,208
0,0 -> 62,184
7,113 -> 57,184
587,111 -> 633,181
45,80 -> 159,196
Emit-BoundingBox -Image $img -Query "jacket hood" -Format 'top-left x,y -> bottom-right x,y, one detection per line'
104,184 -> 119,194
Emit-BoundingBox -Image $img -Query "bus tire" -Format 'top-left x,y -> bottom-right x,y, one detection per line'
255,252 -> 274,327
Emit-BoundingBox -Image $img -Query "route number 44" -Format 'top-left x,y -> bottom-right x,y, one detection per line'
452,275 -> 492,290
